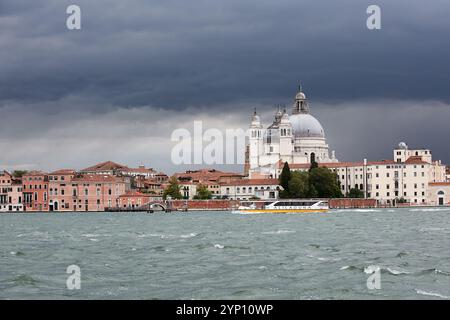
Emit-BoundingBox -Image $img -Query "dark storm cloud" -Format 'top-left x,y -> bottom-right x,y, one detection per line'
1,0 -> 450,169
1,0 -> 450,108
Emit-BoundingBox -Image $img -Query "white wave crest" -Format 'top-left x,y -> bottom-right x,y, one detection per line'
415,289 -> 450,299
364,265 -> 380,274
180,233 -> 198,238
347,209 -> 381,213
262,230 -> 295,235
410,208 -> 450,212
386,267 -> 410,275
364,265 -> 410,275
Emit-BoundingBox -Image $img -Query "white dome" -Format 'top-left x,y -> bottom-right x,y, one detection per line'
289,113 -> 324,138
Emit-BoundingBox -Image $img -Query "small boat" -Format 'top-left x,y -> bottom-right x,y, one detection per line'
232,199 -> 329,214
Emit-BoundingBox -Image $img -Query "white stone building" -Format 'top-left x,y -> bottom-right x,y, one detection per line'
428,182 -> 450,206
247,88 -> 337,179
273,143 -> 446,205
219,179 -> 281,200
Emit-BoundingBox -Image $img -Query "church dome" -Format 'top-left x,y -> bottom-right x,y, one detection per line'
289,113 -> 325,138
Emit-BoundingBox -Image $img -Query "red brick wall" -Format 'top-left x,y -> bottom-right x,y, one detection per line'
329,198 -> 377,209
168,200 -> 239,211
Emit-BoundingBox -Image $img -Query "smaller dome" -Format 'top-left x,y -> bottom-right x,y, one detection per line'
252,114 -> 260,123
398,142 -> 408,150
251,109 -> 261,124
280,112 -> 290,124
295,91 -> 306,100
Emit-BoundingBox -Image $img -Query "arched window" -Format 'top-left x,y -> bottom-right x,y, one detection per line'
310,152 -> 316,163
438,191 -> 445,195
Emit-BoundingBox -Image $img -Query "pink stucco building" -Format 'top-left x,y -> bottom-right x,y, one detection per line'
0,170 -> 23,212
70,174 -> 130,211
48,169 -> 77,211
22,171 -> 49,212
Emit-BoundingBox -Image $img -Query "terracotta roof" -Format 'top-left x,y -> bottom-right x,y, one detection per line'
173,169 -> 244,183
0,170 -> 12,177
49,169 -> 76,175
23,170 -> 48,176
118,191 -> 151,198
405,156 -> 428,164
429,182 -> 450,186
80,161 -> 128,172
144,179 -> 162,186
221,179 -> 280,186
72,174 -> 126,183
123,167 -> 155,174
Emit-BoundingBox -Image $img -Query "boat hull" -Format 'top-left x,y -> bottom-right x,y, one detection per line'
232,209 -> 328,214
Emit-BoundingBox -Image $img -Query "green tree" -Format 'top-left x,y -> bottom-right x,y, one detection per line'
309,159 -> 319,171
12,170 -> 28,178
397,197 -> 408,204
347,188 -> 364,198
288,171 -> 310,198
163,177 -> 183,200
308,167 -> 343,198
194,184 -> 213,200
279,162 -> 291,198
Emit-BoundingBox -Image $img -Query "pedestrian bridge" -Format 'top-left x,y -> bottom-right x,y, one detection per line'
136,200 -> 168,211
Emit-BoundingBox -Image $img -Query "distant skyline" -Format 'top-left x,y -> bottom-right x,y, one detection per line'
1,0 -> 450,173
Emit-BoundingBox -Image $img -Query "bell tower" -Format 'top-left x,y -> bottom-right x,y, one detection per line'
292,84 -> 309,114
249,109 -> 263,170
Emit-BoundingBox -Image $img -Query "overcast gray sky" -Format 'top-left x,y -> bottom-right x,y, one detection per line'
1,0 -> 449,173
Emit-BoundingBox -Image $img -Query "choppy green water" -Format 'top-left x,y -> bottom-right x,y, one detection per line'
1,208 -> 449,299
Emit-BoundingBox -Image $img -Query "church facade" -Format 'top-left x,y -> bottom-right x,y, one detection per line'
246,87 -> 338,179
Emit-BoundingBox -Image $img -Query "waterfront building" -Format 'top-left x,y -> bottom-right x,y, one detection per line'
428,182 -> 450,206
219,179 -> 281,200
80,161 -> 157,178
117,191 -> 162,209
0,170 -> 13,210
48,169 -> 77,211
271,144 -> 446,205
122,165 -> 157,178
154,172 -> 170,184
22,171 -> 49,211
241,86 -> 448,205
246,88 -> 338,179
173,169 -> 245,199
0,171 -> 23,212
79,161 -> 129,176
179,182 -> 197,200
70,174 -> 130,211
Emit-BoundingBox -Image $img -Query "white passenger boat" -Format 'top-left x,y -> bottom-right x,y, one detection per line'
232,199 -> 329,214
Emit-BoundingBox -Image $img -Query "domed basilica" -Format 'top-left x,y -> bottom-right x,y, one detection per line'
246,87 -> 338,178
